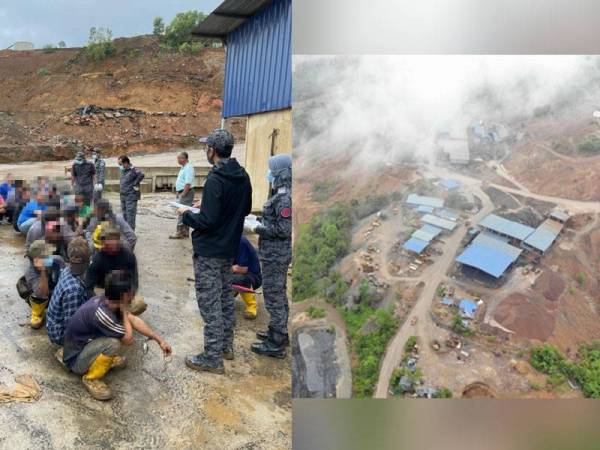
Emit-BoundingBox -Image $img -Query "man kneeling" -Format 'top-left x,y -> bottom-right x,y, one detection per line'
62,270 -> 172,400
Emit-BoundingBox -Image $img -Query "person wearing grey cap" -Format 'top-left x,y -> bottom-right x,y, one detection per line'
71,151 -> 96,207
22,240 -> 65,329
177,128 -> 252,374
245,154 -> 292,358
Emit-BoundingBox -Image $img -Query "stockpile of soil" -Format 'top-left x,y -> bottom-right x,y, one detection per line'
462,382 -> 496,398
493,292 -> 555,341
537,271 -> 565,302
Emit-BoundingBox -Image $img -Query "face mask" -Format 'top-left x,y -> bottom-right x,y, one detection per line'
118,165 -> 125,173
266,170 -> 274,183
43,256 -> 54,267
92,155 -> 97,162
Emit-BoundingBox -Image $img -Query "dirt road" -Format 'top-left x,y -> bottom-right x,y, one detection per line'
374,168 -> 494,398
0,192 -> 290,449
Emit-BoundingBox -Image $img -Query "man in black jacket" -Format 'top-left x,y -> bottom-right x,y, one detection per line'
177,129 -> 252,374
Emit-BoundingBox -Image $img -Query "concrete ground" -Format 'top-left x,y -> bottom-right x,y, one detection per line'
0,191 -> 290,449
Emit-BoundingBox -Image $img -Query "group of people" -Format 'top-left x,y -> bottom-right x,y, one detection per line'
1,128 -> 292,400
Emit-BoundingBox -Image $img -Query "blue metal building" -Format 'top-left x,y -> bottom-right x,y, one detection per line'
193,0 -> 292,210
193,0 -> 292,118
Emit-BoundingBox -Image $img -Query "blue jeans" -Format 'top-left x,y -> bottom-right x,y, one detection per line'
18,218 -> 37,236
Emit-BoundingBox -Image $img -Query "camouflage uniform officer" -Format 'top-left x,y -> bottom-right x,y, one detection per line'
91,148 -> 106,205
179,129 -> 252,374
248,154 -> 292,358
117,155 -> 145,230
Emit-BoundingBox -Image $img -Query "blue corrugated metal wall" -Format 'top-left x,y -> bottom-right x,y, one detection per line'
222,0 -> 291,118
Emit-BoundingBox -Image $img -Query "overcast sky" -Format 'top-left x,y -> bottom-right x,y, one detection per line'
0,0 -> 221,49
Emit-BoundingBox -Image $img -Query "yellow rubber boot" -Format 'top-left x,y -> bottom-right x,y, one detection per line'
82,353 -> 114,401
241,292 -> 257,320
30,300 -> 48,329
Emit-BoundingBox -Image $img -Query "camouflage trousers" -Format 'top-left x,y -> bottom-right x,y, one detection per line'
193,255 -> 235,363
259,240 -> 291,338
120,197 -> 138,230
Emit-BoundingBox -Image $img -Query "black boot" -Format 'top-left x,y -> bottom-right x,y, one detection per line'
256,329 -> 290,347
251,339 -> 286,359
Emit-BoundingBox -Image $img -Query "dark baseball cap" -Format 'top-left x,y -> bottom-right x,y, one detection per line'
199,129 -> 234,155
68,237 -> 90,275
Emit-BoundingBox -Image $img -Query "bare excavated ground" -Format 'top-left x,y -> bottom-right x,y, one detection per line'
0,35 -> 245,163
0,192 -> 291,449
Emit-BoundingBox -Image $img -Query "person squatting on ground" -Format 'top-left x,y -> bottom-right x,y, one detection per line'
17,189 -> 47,236
85,198 -> 137,253
169,151 -> 195,239
178,129 -> 252,374
0,172 -> 14,223
232,235 -> 262,320
25,207 -> 73,259
21,240 -> 65,329
246,154 -> 292,358
117,155 -> 145,231
71,151 -> 96,207
91,148 -> 105,204
84,223 -> 146,315
61,270 -> 172,401
46,237 -> 91,347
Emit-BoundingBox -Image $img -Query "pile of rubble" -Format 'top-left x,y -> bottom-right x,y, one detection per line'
62,104 -> 194,126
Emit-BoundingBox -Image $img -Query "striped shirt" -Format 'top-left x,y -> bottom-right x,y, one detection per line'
62,296 -> 126,369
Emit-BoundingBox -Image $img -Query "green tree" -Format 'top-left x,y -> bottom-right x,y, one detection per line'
58,41 -> 66,48
163,11 -> 206,49
86,27 -> 116,62
153,17 -> 165,35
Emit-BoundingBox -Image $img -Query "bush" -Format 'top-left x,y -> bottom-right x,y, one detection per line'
322,271 -> 349,305
153,17 -> 165,36
433,388 -> 453,398
578,135 -> 600,154
530,344 -> 566,376
307,305 -> 326,319
42,44 -> 56,54
452,314 -> 473,336
565,341 -> 600,398
340,306 -> 399,398
37,68 -> 50,76
293,202 -> 353,301
178,41 -> 203,55
58,41 -> 66,48
86,27 -> 116,62
576,272 -> 586,287
404,336 -> 418,355
163,11 -> 206,49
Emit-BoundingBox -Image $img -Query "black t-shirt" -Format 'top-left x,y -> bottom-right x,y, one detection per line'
84,248 -> 138,295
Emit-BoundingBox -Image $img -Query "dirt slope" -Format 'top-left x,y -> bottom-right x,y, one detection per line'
0,35 -> 244,162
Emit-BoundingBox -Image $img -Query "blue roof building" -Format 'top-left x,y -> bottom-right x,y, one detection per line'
412,224 -> 442,242
421,214 -> 457,231
403,237 -> 429,254
406,194 -> 444,209
523,219 -> 563,253
479,214 -> 535,241
459,299 -> 477,319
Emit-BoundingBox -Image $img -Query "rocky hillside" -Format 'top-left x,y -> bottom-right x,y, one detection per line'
0,35 -> 244,162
